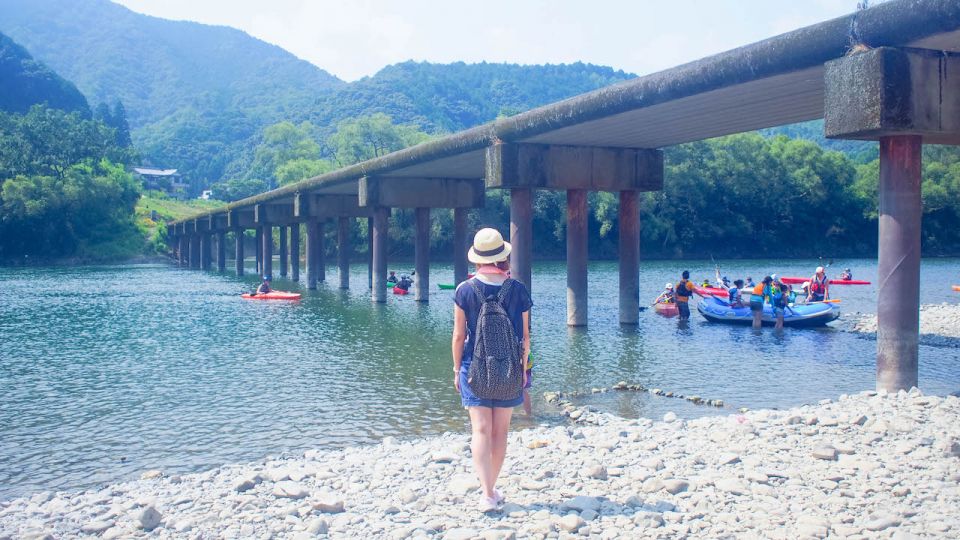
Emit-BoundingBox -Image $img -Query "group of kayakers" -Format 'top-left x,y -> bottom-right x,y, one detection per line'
654,265 -> 843,328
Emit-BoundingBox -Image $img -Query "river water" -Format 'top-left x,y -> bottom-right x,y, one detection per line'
1,259 -> 958,499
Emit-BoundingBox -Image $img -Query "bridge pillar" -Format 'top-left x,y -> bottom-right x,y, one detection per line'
255,227 -> 263,276
290,225 -> 300,282
234,229 -> 245,276
618,191 -> 641,325
306,220 -> 322,289
189,235 -> 200,268
371,207 -> 389,302
566,190 -> 588,326
262,225 -> 273,278
177,235 -> 186,266
279,226 -> 288,278
216,231 -> 226,272
825,47 -> 960,391
453,208 -> 468,285
510,189 -> 533,292
367,216 -> 373,290
202,234 -> 213,270
415,208 -> 430,302
338,217 -> 350,289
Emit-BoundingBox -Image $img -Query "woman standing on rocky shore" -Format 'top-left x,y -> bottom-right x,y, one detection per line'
452,228 -> 533,512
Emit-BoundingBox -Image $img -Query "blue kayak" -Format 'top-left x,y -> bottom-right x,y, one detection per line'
697,296 -> 839,327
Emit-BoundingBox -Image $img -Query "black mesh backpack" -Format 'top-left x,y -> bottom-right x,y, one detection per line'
467,279 -> 524,400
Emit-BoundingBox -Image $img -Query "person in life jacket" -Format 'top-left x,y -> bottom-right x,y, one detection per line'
839,268 -> 853,281
772,282 -> 791,329
808,266 -> 829,302
728,279 -> 745,307
675,270 -> 696,320
750,276 -> 773,329
653,282 -> 675,305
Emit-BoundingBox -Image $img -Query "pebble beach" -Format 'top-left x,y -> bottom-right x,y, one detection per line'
2,389 -> 958,539
840,303 -> 960,348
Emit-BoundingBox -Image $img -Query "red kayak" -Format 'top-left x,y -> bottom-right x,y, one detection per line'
780,277 -> 871,286
654,302 -> 679,317
392,286 -> 409,295
241,291 -> 301,300
695,286 -> 728,297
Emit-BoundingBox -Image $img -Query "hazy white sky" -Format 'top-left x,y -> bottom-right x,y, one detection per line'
113,0 -> 859,82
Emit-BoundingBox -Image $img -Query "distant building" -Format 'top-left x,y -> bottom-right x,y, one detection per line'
200,190 -> 212,200
132,167 -> 188,197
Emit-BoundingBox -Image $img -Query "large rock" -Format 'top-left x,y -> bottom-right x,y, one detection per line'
448,474 -> 480,495
563,495 -> 601,513
662,479 -> 690,494
136,506 -> 162,532
273,480 -> 309,499
312,495 -> 345,513
558,514 -> 585,533
444,528 -> 480,540
812,447 -> 838,461
714,479 -> 747,495
80,521 -> 114,534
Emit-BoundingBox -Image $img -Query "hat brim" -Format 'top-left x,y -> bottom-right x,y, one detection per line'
468,241 -> 512,264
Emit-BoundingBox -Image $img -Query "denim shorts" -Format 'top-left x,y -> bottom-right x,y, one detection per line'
459,370 -> 524,408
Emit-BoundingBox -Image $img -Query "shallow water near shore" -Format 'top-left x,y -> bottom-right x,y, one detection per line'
1,259 -> 958,499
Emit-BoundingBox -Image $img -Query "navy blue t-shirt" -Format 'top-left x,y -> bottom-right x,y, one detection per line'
454,277 -> 533,373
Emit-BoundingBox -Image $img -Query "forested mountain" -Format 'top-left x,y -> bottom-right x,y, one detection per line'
0,0 -> 633,191
0,32 -> 89,114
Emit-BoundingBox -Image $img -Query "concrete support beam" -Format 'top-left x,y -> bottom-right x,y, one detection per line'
825,47 -> 960,145
414,208 -> 430,302
359,177 -> 484,208
876,136 -> 922,392
338,217 -> 350,290
228,210 -> 255,229
279,226 -> 288,278
453,208 -> 468,285
189,235 -> 200,268
201,234 -> 212,270
367,216 -> 373,289
371,207 -> 389,303
235,229 -> 245,276
306,220 -> 323,289
509,189 -> 533,292
262,225 -> 273,278
486,142 -> 664,191
618,191 -> 641,325
255,203 -> 295,225
216,231 -> 226,272
177,236 -> 186,266
255,228 -> 263,276
822,47 -> 960,392
295,193 -> 371,219
290,225 -> 300,282
566,190 -> 588,326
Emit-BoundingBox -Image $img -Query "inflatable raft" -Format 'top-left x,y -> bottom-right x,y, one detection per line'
697,296 -> 839,327
781,277 -> 870,286
241,291 -> 301,300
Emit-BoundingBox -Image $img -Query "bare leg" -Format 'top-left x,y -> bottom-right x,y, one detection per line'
752,310 -> 762,329
522,389 -> 532,416
490,407 -> 514,485
468,407 -> 495,498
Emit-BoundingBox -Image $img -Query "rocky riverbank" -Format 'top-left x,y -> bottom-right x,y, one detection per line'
838,303 -> 960,348
2,390 -> 959,539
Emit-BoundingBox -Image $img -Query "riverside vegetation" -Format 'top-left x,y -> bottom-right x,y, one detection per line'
0,390 -> 957,538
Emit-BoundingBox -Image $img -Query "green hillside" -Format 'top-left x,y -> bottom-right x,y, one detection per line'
0,31 -> 88,114
0,0 -> 634,191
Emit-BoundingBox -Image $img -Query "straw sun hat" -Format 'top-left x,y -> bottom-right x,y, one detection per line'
467,228 -> 512,264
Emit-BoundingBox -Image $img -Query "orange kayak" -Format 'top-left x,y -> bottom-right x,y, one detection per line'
241,291 -> 301,300
953,285 -> 960,292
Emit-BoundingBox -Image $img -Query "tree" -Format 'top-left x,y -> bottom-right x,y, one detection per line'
245,121 -> 321,187
327,113 -> 431,167
275,158 -> 334,186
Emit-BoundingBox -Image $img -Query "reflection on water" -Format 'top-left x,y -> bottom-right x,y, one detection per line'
0,259 -> 957,499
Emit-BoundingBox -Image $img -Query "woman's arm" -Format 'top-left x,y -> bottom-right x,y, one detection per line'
452,305 -> 467,390
522,310 -> 531,370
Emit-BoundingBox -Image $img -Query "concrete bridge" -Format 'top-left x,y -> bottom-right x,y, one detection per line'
169,0 -> 960,393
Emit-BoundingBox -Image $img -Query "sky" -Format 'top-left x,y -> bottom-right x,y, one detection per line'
112,0 -> 860,82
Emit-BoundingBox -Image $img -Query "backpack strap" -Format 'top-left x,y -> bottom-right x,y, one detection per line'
496,278 -> 515,303
468,278 -> 487,303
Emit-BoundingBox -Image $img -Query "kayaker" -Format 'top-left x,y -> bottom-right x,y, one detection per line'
840,268 -> 853,281
808,266 -> 829,302
675,271 -> 696,320
256,276 -> 272,295
452,227 -> 532,513
728,279 -> 745,307
750,276 -> 773,329
388,271 -> 397,284
701,278 -> 711,288
653,283 -> 675,304
744,277 -> 755,288
396,274 -> 413,291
